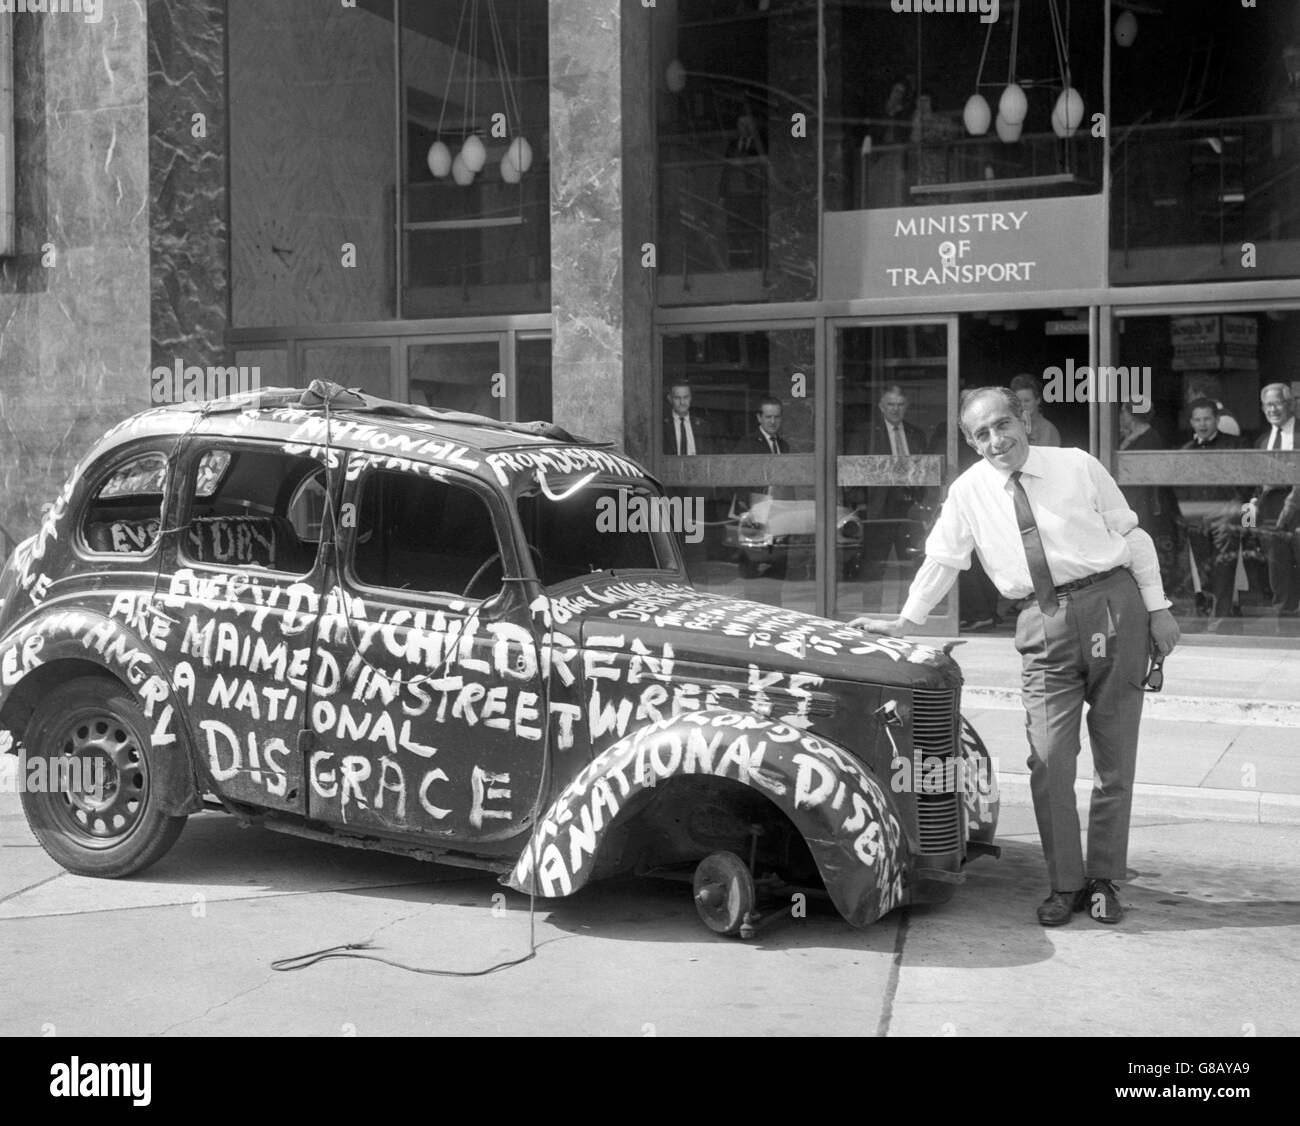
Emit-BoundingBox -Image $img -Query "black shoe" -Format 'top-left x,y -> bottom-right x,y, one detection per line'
1037,887 -> 1088,926
1085,878 -> 1123,924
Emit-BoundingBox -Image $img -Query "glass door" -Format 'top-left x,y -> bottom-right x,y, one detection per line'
399,333 -> 552,421
830,318 -> 959,636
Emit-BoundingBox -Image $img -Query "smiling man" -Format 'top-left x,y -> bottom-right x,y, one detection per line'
851,386 -> 1180,926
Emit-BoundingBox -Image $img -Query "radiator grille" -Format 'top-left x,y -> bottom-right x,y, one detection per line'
912,688 -> 962,855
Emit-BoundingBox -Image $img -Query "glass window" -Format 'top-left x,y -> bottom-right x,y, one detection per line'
516,479 -> 675,587
229,0 -> 397,326
401,0 -> 550,317
1112,309 -> 1300,639
301,344 -> 392,398
654,0 -> 818,305
660,327 -> 816,614
515,336 -> 553,422
353,471 -> 503,599
834,324 -> 950,624
286,473 -> 328,544
82,451 -> 166,555
233,349 -> 287,390
408,340 -> 501,416
180,446 -> 322,575
1110,0 -> 1300,284
825,1 -> 1104,212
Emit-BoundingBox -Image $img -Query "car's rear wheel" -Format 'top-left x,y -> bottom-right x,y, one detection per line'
20,677 -> 186,877
692,850 -> 756,936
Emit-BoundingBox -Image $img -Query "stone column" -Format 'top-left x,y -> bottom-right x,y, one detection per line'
148,0 -> 227,377
0,11 -> 151,543
548,0 -> 655,460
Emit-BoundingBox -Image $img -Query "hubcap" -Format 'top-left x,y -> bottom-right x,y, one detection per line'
46,714 -> 147,845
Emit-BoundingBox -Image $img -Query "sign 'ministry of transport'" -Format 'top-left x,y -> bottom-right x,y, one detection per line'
823,196 -> 1106,301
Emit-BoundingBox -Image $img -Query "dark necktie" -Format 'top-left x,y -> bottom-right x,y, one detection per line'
676,416 -> 684,455
1011,471 -> 1058,616
1269,427 -> 1280,452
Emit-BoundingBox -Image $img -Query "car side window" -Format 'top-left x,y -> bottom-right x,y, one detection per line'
353,470 -> 503,598
179,445 -> 320,574
82,451 -> 166,555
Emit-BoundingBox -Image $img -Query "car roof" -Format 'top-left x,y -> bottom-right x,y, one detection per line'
92,382 -> 653,488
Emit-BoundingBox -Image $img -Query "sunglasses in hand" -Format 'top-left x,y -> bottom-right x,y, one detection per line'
1143,654 -> 1164,693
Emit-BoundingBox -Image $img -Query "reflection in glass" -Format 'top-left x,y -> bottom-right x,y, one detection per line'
655,1 -> 818,305
660,327 -> 816,615
824,1 -> 1103,212
1114,310 -> 1300,640
835,325 -> 949,623
515,337 -> 553,423
408,341 -> 501,417
401,0 -> 550,316
302,346 -> 392,399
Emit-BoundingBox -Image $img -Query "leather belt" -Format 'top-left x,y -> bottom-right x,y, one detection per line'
1054,566 -> 1124,596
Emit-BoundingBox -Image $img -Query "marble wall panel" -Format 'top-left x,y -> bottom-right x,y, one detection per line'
148,0 -> 226,373
0,10 -> 151,546
548,0 -> 653,451
228,0 -> 395,327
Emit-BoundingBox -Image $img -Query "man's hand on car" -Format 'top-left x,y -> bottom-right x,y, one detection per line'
848,614 -> 907,637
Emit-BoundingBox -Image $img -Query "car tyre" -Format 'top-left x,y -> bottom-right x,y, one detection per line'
20,677 -> 186,878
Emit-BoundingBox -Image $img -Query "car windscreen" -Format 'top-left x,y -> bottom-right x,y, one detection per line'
516,478 -> 681,586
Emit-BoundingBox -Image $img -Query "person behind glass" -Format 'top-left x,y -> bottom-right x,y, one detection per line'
863,77 -> 913,208
662,380 -> 713,581
1185,377 -> 1241,438
850,387 -> 1179,928
1009,373 -> 1061,447
732,396 -> 792,582
662,380 -> 712,456
1251,383 -> 1300,634
1117,402 -> 1179,591
1180,398 -> 1242,631
735,395 -> 791,456
848,384 -> 926,579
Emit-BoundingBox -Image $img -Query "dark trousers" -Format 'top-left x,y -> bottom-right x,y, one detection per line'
1015,570 -> 1148,890
1187,524 -> 1237,613
1262,520 -> 1300,618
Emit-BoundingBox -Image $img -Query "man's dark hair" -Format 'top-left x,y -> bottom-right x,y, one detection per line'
758,395 -> 782,412
666,379 -> 691,396
958,387 -> 1022,438
1188,397 -> 1220,416
1008,373 -> 1043,398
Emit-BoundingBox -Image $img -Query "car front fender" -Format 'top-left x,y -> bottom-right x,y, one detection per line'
0,608 -> 201,815
503,709 -> 907,926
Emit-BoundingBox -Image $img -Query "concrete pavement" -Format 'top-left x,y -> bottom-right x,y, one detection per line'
1,792 -> 1297,1036
951,634 -> 1300,826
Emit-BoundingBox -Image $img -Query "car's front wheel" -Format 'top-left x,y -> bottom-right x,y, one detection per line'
20,677 -> 186,877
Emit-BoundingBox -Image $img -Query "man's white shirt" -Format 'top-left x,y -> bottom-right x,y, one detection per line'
900,446 -> 1171,623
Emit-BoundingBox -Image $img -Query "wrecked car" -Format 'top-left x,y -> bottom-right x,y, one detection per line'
0,383 -> 998,937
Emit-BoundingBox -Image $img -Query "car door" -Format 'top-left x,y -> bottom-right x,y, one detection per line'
157,441 -> 329,814
306,460 -> 545,845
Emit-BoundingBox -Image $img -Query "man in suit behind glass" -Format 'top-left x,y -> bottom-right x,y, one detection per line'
1251,383 -> 1300,634
732,396 -> 792,584
662,380 -> 713,581
846,385 -> 927,583
1180,398 -> 1243,630
662,380 -> 713,456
